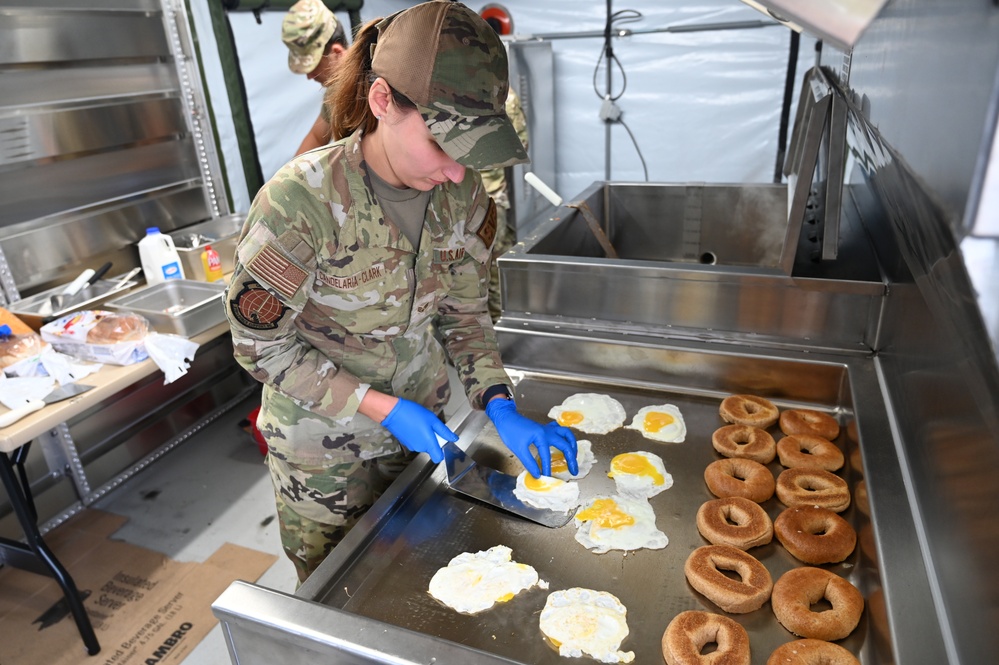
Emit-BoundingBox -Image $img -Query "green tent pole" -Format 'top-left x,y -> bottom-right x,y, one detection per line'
207,0 -> 266,199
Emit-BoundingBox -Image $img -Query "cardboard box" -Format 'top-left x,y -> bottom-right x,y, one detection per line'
0,510 -> 277,665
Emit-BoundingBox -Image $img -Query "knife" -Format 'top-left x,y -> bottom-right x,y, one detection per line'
0,383 -> 95,428
61,268 -> 96,297
86,261 -> 113,288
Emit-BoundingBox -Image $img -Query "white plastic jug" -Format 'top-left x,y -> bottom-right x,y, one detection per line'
138,227 -> 185,285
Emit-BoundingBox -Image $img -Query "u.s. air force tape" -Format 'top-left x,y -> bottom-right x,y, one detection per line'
476,198 -> 498,248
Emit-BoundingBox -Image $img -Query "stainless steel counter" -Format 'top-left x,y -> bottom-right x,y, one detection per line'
213,329 -> 941,664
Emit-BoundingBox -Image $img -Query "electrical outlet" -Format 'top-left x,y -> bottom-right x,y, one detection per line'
599,97 -> 622,123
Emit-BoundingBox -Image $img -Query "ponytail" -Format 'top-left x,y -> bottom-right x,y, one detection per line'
326,18 -> 382,141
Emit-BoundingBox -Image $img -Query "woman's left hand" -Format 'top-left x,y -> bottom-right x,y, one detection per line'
380,398 -> 457,464
485,398 -> 578,478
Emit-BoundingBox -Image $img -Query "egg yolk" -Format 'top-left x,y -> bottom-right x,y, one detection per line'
535,450 -> 570,475
497,592 -> 515,602
576,498 -> 635,529
524,475 -> 558,492
608,453 -> 665,486
557,410 -> 585,427
643,411 -> 675,433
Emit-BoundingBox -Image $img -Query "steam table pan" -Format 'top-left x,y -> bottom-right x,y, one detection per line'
105,279 -> 226,337
8,278 -> 140,330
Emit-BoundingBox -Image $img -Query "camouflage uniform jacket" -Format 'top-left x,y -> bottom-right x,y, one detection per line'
226,129 -> 513,464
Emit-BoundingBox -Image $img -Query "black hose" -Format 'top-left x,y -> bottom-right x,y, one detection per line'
773,30 -> 800,183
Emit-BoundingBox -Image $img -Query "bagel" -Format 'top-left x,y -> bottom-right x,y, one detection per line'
684,544 -> 773,614
712,425 -> 776,464
771,567 -> 864,640
779,409 -> 840,440
662,610 -> 751,665
766,639 -> 860,665
774,506 -> 856,564
849,445 -> 864,476
854,480 -> 870,517
776,434 -> 844,472
705,458 -> 775,503
859,522 -> 878,566
719,395 -> 779,428
775,468 -> 850,512
867,588 -> 891,655
696,497 -> 773,550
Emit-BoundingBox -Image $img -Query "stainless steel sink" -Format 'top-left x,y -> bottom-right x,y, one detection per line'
500,182 -> 884,353
525,181 -> 789,268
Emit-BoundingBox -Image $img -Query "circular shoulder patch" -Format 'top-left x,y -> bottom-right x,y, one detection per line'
230,281 -> 287,330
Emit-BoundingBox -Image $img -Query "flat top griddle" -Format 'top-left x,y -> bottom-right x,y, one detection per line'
314,373 -> 883,665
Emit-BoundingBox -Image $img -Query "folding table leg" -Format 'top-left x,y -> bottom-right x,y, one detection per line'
0,450 -> 101,656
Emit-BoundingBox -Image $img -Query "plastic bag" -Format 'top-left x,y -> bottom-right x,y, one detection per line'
144,332 -> 200,384
40,311 -> 149,365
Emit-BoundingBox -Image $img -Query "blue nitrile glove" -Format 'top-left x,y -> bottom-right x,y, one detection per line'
380,398 -> 456,464
485,398 -> 578,478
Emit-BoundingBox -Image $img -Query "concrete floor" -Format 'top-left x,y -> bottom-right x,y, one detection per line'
92,389 -> 298,665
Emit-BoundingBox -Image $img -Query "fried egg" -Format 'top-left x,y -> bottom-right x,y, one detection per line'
428,545 -> 540,614
608,451 -> 673,499
573,494 -> 668,554
539,587 -> 635,663
548,393 -> 627,435
514,472 -> 581,513
544,439 -> 596,481
626,404 -> 687,443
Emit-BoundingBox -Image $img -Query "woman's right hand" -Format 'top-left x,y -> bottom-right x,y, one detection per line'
379,397 -> 456,463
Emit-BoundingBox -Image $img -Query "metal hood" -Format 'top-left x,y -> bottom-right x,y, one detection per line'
741,0 -> 891,51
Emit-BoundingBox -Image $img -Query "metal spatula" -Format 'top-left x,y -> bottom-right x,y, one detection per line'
440,413 -> 577,529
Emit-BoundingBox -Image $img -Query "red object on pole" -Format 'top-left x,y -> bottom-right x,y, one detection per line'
480,4 -> 513,35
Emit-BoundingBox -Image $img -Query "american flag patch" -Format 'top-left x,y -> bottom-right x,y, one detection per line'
248,244 -> 308,298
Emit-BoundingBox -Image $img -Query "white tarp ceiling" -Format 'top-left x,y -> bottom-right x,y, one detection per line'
192,0 -> 816,214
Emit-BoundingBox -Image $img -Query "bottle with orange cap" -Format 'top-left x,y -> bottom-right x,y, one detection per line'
201,244 -> 224,282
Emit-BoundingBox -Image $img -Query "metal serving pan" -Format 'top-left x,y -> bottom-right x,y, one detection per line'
168,214 -> 243,281
105,279 -> 225,336
214,329 -> 941,665
8,278 -> 140,330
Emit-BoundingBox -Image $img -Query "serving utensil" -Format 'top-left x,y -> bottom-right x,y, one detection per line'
36,268 -> 142,326
440,419 -> 576,529
106,267 -> 143,295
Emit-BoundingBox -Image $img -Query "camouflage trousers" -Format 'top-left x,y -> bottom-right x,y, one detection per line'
267,447 -> 416,584
487,206 -> 515,323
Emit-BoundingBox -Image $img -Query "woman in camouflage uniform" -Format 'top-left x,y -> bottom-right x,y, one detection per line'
226,0 -> 577,583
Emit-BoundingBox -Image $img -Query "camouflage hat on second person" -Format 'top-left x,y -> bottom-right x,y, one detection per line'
370,0 -> 529,170
282,0 -> 338,75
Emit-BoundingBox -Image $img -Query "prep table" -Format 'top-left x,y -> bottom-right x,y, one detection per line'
0,319 -> 235,655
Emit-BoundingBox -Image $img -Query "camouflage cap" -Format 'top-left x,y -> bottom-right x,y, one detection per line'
282,0 -> 338,75
371,0 -> 529,170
